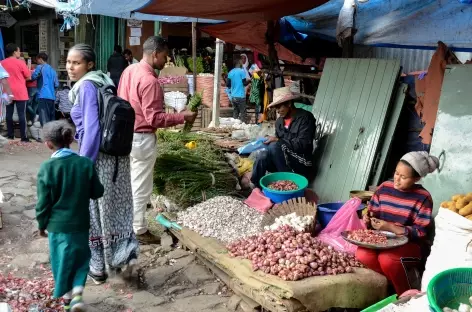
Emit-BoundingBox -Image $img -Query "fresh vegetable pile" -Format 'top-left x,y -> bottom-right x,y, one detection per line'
154,131 -> 239,209
441,193 -> 472,220
264,212 -> 314,232
347,229 -> 388,245
267,180 -> 299,191
227,225 -> 362,281
177,196 -> 263,243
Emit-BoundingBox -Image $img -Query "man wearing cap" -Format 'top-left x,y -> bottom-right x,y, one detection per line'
251,87 -> 316,187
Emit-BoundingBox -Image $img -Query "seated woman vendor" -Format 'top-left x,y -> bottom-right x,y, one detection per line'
357,151 -> 439,295
251,87 -> 316,187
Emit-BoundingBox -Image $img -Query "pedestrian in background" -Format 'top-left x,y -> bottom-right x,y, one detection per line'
123,49 -> 139,65
106,45 -> 128,89
118,36 -> 196,244
32,52 -> 59,126
36,120 -> 104,312
67,43 -> 139,284
226,57 -> 249,122
1,43 -> 31,142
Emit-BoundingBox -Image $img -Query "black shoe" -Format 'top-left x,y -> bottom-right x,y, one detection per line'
7,136 -> 14,140
21,138 -> 31,143
88,272 -> 108,285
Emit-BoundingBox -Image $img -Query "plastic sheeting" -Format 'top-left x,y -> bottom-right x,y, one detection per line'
35,0 -> 222,23
200,22 -> 303,64
138,0 -> 328,21
291,0 -> 472,49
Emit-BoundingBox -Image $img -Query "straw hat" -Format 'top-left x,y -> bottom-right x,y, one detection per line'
268,87 -> 299,108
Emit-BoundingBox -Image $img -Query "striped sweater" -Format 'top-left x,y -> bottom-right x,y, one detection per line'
368,181 -> 433,240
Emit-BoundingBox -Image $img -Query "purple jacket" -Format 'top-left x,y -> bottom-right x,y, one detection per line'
70,81 -> 100,162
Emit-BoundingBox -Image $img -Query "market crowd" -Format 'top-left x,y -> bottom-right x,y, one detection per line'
0,33 -> 441,312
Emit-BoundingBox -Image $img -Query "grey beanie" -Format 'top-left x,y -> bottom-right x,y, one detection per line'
401,151 -> 439,177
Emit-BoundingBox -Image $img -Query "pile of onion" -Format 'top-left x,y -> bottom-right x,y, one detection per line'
227,225 -> 362,281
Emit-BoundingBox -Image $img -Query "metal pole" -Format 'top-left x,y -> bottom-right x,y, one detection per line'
209,38 -> 224,128
191,22 -> 197,95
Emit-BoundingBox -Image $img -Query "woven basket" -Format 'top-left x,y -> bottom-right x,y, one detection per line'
261,197 -> 317,233
196,75 -> 230,108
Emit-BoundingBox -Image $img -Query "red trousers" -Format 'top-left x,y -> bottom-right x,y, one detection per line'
356,243 -> 421,295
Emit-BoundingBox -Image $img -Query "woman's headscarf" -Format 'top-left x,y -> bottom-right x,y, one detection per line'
401,151 -> 440,177
240,53 -> 250,80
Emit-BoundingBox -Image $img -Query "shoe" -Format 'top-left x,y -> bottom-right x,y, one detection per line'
88,272 -> 108,285
20,138 -> 31,143
6,136 -> 14,140
70,295 -> 86,312
136,231 -> 161,245
122,258 -> 138,278
64,301 -> 71,312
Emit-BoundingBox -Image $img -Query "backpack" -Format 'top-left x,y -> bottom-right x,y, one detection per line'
92,82 -> 135,156
92,82 -> 135,182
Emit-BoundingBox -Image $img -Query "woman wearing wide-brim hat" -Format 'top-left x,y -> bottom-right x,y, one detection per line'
251,86 -> 316,187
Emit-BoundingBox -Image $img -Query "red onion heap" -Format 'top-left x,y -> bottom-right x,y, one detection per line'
227,225 -> 362,281
347,229 -> 388,245
267,180 -> 299,191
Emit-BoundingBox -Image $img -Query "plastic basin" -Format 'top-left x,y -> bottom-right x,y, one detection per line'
317,202 -> 364,229
260,172 -> 308,204
427,267 -> 472,312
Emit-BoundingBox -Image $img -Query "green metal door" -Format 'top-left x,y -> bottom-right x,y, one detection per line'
422,65 -> 472,216
312,59 -> 401,203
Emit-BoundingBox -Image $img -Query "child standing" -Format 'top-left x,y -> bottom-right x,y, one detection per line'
35,120 -> 104,312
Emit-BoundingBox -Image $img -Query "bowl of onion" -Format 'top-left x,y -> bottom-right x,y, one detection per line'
260,172 -> 308,204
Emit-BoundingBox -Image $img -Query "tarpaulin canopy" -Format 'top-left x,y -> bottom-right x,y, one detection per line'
200,21 -> 303,64
290,0 -> 472,50
137,0 -> 328,21
31,0 -> 221,23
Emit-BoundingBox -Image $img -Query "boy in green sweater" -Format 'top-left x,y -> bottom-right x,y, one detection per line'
35,120 -> 104,312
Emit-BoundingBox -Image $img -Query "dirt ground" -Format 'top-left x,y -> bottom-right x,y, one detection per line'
0,141 -> 236,312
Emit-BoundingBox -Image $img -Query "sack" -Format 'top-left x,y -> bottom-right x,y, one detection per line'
421,208 -> 472,290
318,198 -> 365,254
92,83 -> 135,156
238,137 -> 266,155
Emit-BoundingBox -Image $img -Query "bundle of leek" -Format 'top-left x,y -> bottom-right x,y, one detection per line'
183,91 -> 203,132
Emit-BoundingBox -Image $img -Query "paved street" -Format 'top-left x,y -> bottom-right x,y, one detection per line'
0,141 -> 235,312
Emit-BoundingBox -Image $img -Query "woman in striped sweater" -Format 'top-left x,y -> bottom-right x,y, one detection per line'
357,151 -> 439,295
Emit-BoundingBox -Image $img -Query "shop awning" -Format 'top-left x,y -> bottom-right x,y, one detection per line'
137,0 -> 328,21
290,0 -> 472,50
200,21 -> 303,64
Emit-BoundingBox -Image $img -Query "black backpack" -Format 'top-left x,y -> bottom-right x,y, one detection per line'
92,82 -> 135,181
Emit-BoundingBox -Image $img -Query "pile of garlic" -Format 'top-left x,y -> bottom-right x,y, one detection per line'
264,212 -> 314,232
443,297 -> 472,312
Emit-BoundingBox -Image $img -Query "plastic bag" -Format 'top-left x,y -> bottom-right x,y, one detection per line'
238,137 -> 266,155
421,208 -> 472,290
318,198 -> 365,254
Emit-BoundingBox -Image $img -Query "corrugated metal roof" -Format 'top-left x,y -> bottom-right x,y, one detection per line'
354,46 -> 472,74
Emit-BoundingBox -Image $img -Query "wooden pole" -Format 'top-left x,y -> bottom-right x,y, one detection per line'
209,38 -> 224,128
191,22 -> 197,95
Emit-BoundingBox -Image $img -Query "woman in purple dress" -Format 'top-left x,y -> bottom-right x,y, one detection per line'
67,44 -> 139,284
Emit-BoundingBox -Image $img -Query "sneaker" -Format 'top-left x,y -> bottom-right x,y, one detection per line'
70,295 -> 86,312
88,272 -> 108,285
6,136 -> 14,140
20,138 -> 31,143
136,231 -> 161,245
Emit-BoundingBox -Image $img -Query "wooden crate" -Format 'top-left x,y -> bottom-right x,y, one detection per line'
162,81 -> 189,95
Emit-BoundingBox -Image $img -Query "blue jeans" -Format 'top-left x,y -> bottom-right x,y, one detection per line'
38,98 -> 55,126
6,100 -> 27,140
232,97 -> 246,122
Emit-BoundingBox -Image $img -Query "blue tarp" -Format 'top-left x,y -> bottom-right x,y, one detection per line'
53,0 -> 222,23
289,0 -> 472,50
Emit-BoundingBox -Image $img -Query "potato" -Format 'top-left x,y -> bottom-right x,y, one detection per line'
466,215 -> 472,221
459,202 -> 472,216
452,194 -> 465,201
441,201 -> 450,208
450,206 -> 459,213
456,197 -> 470,209
466,194 -> 472,202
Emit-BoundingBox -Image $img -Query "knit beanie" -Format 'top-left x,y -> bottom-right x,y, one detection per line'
401,151 -> 439,177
